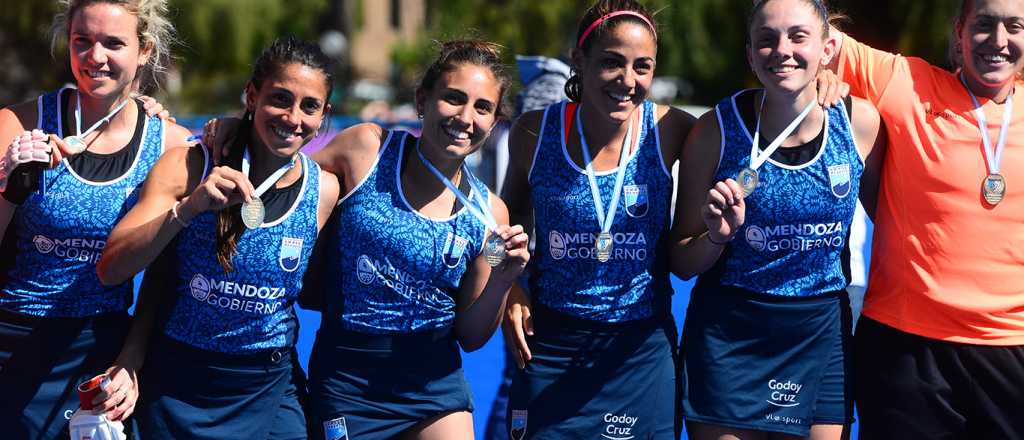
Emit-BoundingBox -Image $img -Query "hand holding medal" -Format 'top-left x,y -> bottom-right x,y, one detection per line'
175,165 -> 256,226
416,140 -> 512,267
702,178 -> 746,245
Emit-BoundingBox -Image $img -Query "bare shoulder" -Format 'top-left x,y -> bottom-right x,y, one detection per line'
849,96 -> 880,126
688,109 -> 723,148
161,120 -> 196,150
488,189 -> 511,224
0,100 -> 42,141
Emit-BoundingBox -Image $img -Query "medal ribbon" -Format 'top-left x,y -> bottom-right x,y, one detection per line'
416,139 -> 497,230
961,74 -> 1013,176
749,93 -> 817,170
74,90 -> 130,138
242,148 -> 297,199
577,105 -> 636,236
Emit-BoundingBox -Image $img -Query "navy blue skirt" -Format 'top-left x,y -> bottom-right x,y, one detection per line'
507,304 -> 678,439
137,335 -> 308,440
680,287 -> 854,437
307,326 -> 473,439
0,308 -> 131,439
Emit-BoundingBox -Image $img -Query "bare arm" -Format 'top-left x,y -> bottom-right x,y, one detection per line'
499,110 -> 542,367
310,122 -> 386,194
455,196 -> 530,352
668,111 -> 746,280
850,97 -> 887,219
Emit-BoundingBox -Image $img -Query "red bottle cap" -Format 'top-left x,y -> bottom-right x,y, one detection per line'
77,374 -> 109,411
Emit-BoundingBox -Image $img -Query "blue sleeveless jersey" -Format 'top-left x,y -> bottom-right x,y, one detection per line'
707,90 -> 863,296
163,152 -> 321,354
529,100 -> 673,322
325,130 -> 489,334
1,87 -> 164,317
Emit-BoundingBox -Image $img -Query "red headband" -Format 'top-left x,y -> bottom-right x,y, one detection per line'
576,11 -> 656,48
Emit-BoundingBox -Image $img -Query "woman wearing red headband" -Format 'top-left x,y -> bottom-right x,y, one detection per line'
501,1 -> 694,438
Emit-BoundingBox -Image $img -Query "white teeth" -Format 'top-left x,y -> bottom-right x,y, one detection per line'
770,66 -> 797,73
272,126 -> 297,140
86,70 -> 111,78
444,127 -> 469,140
982,54 -> 1009,63
608,92 -> 631,102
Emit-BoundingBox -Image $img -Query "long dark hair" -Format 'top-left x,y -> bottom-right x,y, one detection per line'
216,36 -> 335,272
565,0 -> 657,102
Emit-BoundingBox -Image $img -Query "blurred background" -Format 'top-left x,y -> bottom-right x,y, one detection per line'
0,1 -> 958,438
1,0 -> 962,114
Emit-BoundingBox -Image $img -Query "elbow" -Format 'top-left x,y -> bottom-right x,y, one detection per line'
458,337 -> 485,353
454,326 -> 486,353
96,257 -> 127,286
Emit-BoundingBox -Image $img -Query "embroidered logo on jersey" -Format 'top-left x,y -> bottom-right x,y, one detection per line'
279,237 -> 303,272
766,379 -> 803,408
745,223 -> 844,252
442,232 -> 469,268
190,273 -> 211,301
510,410 -> 528,440
357,255 -> 376,285
549,230 -> 566,260
745,226 -> 767,252
323,416 -> 349,440
624,184 -> 648,218
547,230 -> 648,261
601,413 -> 639,440
827,164 -> 851,198
30,235 -> 105,263
33,235 -> 55,254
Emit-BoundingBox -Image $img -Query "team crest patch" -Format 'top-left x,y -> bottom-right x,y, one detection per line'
510,410 -> 528,440
190,274 -> 211,301
827,164 -> 851,198
548,230 -> 566,260
623,184 -> 648,218
442,232 -> 469,268
279,237 -> 303,272
323,416 -> 349,440
356,255 -> 376,285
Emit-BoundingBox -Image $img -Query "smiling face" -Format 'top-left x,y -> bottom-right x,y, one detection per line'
747,0 -> 834,96
68,2 -> 151,99
246,63 -> 330,157
416,63 -> 501,159
573,21 -> 656,123
957,0 -> 1024,97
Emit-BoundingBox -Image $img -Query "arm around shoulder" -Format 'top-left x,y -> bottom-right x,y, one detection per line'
311,122 -> 385,186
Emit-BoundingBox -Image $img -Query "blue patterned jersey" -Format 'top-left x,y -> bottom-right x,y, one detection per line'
1,87 -> 164,317
325,130 -> 489,334
703,90 -> 863,297
163,152 -> 321,354
529,100 -> 673,322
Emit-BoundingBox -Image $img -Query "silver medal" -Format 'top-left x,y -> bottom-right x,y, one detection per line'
737,167 -> 759,197
63,135 -> 88,155
483,233 -> 506,267
595,232 -> 613,263
241,198 -> 265,229
983,173 -> 1006,205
